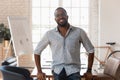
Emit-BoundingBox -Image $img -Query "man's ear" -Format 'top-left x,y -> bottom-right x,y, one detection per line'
55,18 -> 57,22
67,15 -> 69,19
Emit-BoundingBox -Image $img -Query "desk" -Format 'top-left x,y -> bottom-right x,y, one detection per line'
31,66 -> 104,80
31,68 -> 87,80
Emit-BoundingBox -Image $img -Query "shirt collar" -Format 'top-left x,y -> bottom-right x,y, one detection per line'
55,25 -> 73,32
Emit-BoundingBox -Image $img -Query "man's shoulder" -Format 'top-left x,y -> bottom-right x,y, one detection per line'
45,28 -> 56,35
71,25 -> 84,31
47,28 -> 56,32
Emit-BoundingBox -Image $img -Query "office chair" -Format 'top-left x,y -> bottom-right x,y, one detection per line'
1,57 -> 17,66
93,57 -> 120,80
0,65 -> 33,80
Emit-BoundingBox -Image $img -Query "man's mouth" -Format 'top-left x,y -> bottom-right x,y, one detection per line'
57,18 -> 67,26
59,19 -> 64,23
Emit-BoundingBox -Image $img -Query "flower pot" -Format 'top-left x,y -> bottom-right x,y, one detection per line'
4,40 -> 9,47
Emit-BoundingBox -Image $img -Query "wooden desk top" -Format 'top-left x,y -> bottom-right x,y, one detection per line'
31,65 -> 104,77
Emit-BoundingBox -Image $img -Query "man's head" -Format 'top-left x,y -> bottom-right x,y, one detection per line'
54,7 -> 69,27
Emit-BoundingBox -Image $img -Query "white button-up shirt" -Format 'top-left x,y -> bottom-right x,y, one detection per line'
34,25 -> 94,76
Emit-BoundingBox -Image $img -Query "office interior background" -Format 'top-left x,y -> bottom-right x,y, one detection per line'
0,0 -> 120,79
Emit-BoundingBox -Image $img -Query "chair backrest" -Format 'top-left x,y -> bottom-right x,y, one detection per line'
1,57 -> 17,66
104,57 -> 120,79
0,65 -> 33,80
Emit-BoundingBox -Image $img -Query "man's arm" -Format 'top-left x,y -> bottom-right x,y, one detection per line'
34,54 -> 42,73
84,53 -> 94,79
34,54 -> 45,80
87,53 -> 94,73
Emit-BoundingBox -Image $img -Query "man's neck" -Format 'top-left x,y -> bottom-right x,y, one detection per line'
58,24 -> 70,37
58,23 -> 69,30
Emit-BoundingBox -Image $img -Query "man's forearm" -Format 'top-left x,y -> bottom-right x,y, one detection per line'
87,53 -> 94,72
34,54 -> 42,73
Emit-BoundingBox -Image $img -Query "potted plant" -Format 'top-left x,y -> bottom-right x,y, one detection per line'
0,23 -> 11,43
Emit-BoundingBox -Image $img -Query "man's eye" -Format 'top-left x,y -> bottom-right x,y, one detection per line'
56,14 -> 66,17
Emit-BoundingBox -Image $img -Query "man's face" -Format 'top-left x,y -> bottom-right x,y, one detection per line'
54,9 -> 68,27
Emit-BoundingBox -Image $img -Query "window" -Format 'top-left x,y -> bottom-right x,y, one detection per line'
32,0 -> 89,68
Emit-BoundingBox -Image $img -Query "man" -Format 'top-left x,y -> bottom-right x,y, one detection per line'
34,7 -> 94,80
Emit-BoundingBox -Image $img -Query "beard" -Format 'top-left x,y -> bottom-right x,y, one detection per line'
57,19 -> 68,27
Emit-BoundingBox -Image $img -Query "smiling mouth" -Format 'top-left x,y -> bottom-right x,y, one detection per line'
59,19 -> 65,23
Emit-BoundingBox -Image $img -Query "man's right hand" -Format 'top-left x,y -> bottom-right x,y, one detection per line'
37,72 -> 46,80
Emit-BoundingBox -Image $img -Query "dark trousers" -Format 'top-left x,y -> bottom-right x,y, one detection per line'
52,68 -> 81,80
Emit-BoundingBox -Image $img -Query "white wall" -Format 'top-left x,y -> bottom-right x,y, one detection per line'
100,0 -> 120,49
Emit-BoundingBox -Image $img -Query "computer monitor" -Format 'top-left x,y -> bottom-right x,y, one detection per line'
7,16 -> 33,56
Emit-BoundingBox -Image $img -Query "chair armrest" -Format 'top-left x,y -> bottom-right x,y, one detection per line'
92,73 -> 114,80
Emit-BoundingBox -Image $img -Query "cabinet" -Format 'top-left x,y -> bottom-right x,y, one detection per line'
0,43 -> 13,65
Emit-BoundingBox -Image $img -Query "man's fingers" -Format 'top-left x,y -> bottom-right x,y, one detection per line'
37,73 -> 46,80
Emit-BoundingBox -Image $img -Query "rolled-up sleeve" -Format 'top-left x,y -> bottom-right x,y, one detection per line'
34,32 -> 49,55
80,29 -> 94,53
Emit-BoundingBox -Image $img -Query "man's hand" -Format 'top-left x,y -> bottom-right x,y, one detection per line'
37,72 -> 46,80
84,72 -> 93,80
